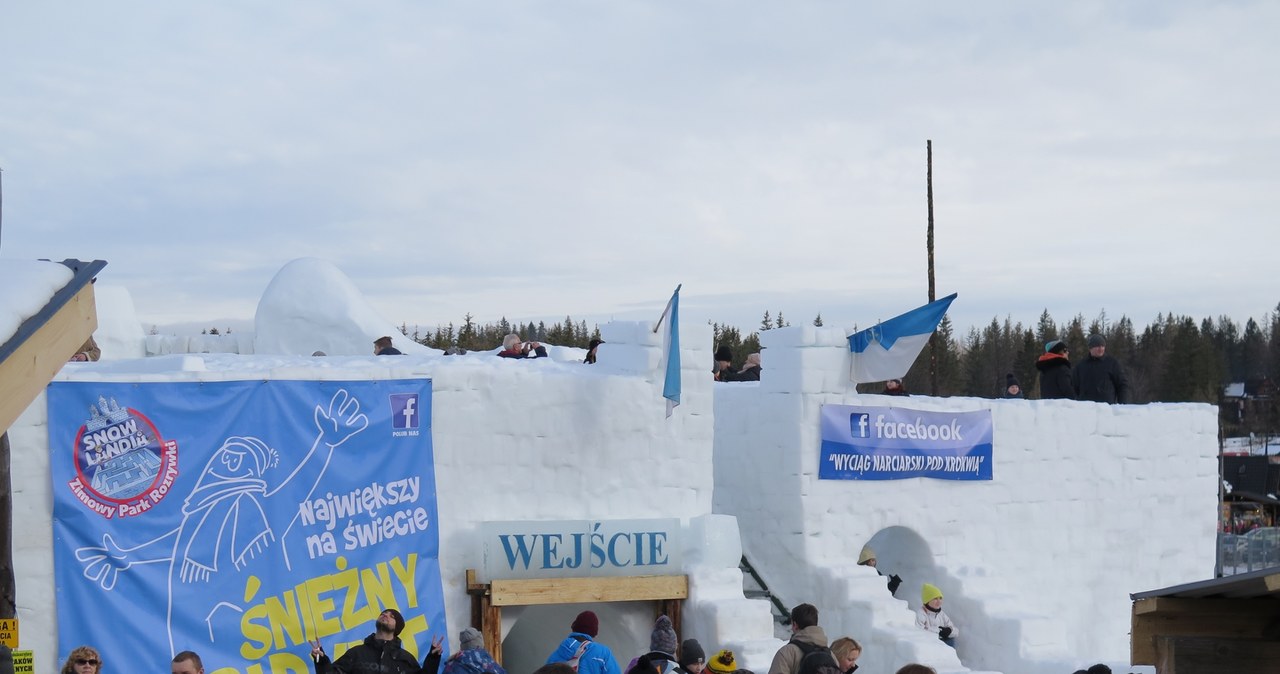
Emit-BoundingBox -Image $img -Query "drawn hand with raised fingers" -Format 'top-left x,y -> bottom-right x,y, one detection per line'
314,389 -> 369,448
76,533 -> 133,590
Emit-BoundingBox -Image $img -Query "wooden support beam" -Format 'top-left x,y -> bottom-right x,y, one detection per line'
483,597 -> 502,665
1132,597 -> 1280,664
1155,636 -> 1280,674
0,283 -> 96,433
488,575 -> 688,607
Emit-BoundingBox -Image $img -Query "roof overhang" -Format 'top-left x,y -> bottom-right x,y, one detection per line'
1131,568 -> 1280,667
0,258 -> 107,434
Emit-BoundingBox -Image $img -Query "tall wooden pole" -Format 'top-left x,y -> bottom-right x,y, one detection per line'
0,433 -> 12,620
0,167 -> 12,626
926,141 -> 938,395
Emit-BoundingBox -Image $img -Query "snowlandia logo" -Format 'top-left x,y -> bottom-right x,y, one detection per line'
68,395 -> 179,519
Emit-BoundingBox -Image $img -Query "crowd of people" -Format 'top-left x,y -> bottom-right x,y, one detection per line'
57,599 -> 1126,674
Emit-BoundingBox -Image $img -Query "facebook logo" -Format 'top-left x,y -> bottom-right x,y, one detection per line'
849,413 -> 870,438
389,393 -> 419,430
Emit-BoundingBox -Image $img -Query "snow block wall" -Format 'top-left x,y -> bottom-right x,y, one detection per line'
712,324 -> 1219,674
9,321 -> 780,674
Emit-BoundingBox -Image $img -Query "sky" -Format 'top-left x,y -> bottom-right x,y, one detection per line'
2,1 -> 1278,338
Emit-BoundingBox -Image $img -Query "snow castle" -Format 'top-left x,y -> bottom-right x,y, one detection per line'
8,259 -> 1217,674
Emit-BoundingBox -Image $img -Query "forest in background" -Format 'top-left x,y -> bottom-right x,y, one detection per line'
400,302 -> 1280,402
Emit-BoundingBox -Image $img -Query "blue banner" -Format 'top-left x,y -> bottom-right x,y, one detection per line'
819,404 -> 993,480
48,380 -> 445,674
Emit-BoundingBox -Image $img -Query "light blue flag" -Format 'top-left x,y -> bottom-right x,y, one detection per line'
658,285 -> 681,417
848,293 -> 957,384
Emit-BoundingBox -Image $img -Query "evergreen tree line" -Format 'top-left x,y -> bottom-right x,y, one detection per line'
399,303 -> 1280,411
891,305 -> 1280,408
402,314 -> 602,352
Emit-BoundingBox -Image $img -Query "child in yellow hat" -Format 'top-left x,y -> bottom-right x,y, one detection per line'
914,583 -> 958,647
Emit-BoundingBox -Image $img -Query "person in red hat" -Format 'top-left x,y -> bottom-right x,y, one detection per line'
545,610 -> 621,674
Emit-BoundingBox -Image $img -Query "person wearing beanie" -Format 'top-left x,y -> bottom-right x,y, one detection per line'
855,545 -> 902,596
1003,373 -> 1024,399
707,650 -> 736,674
1071,334 -> 1130,404
310,606 -> 426,673
443,627 -> 508,674
768,603 -> 828,674
713,345 -> 734,380
585,338 -> 605,364
914,584 -> 958,647
1035,339 -> 1075,400
460,627 -> 484,651
626,615 -> 679,674
881,378 -> 908,396
676,639 -> 706,674
546,610 -> 622,674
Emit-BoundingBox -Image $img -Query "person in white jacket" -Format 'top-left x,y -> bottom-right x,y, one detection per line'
914,583 -> 958,647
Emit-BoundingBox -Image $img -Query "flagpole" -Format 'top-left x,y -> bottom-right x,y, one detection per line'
653,283 -> 682,333
926,140 -> 938,396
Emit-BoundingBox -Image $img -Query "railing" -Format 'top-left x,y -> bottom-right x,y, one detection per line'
1218,527 -> 1280,575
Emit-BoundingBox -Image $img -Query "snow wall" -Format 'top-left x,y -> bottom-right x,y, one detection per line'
9,320 -> 782,674
7,279 -> 1219,674
713,325 -> 1218,674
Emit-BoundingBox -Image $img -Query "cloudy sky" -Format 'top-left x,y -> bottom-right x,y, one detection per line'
2,1 -> 1277,337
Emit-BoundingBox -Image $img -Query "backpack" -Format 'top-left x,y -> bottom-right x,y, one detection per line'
565,638 -> 592,672
791,640 -> 843,674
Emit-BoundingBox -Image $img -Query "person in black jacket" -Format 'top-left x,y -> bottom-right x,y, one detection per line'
722,353 -> 762,382
374,336 -> 404,356
310,608 -> 427,674
1072,334 -> 1130,404
1035,340 -> 1074,399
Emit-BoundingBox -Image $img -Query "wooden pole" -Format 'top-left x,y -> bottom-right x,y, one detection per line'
0,432 -> 13,619
926,141 -> 938,395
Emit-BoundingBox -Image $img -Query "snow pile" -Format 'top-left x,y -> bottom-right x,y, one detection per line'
254,257 -> 436,356
0,259 -> 73,346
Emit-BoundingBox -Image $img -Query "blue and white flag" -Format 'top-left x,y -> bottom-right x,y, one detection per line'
848,293 -> 957,384
656,285 -> 681,417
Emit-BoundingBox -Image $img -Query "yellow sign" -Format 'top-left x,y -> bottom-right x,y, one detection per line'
0,618 -> 17,647
12,649 -> 33,674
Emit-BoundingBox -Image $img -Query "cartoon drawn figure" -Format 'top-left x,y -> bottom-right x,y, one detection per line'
75,388 -> 369,655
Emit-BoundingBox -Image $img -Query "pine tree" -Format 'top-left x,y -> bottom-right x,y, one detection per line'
760,311 -> 772,332
1035,309 -> 1057,345
458,313 -> 479,350
775,311 -> 787,329
813,313 -> 824,327
741,332 -> 762,360
1241,318 -> 1268,380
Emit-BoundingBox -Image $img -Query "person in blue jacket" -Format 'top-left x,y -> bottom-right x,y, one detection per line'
546,611 -> 621,674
